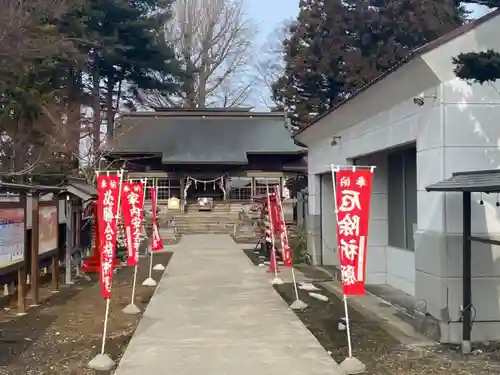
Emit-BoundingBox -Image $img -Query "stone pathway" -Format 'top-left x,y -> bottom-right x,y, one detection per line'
114,234 -> 343,375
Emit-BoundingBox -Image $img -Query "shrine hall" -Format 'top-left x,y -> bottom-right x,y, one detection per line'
105,108 -> 306,211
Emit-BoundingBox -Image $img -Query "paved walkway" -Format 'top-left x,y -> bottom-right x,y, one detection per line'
114,234 -> 343,375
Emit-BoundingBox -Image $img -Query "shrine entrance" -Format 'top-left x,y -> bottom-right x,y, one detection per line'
184,176 -> 226,202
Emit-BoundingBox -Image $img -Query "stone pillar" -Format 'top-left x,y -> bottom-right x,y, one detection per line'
180,177 -> 185,211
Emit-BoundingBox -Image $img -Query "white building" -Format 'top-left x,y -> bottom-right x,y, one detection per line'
296,11 -> 500,344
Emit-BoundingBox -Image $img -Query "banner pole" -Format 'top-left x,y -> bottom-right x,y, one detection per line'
275,185 -> 306,309
149,250 -> 154,279
102,169 -> 124,353
153,176 -> 166,271
123,178 -> 146,314
101,298 -> 111,354
266,184 -> 282,285
331,164 -> 366,374
343,295 -> 353,357
143,180 -> 158,287
88,169 -> 124,371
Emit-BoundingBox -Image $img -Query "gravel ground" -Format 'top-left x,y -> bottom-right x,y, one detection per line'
276,283 -> 500,374
0,252 -> 172,375
242,248 -> 500,375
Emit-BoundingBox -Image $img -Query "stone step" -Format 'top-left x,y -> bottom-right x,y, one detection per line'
175,224 -> 235,229
175,216 -> 236,221
174,219 -> 237,225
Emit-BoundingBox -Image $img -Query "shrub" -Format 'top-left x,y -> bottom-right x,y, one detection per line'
290,224 -> 307,264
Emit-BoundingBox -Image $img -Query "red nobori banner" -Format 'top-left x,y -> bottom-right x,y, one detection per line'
97,174 -> 121,299
274,186 -> 292,267
121,181 -> 145,266
334,168 -> 373,295
268,192 -> 282,235
150,187 -> 164,251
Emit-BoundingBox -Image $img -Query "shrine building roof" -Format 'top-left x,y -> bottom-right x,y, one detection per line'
107,110 -> 305,164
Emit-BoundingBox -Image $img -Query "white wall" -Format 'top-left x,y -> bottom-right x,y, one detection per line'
308,82 -> 439,295
319,173 -> 337,266
308,73 -> 500,341
305,12 -> 500,341
417,78 -> 500,343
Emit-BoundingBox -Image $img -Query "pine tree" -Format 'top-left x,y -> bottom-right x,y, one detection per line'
272,0 -> 349,127
59,0 -> 185,139
273,0 -> 466,129
453,2 -> 500,84
342,0 -> 465,92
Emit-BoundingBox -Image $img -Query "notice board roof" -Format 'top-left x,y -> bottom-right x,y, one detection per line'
426,169 -> 500,193
0,182 -> 64,193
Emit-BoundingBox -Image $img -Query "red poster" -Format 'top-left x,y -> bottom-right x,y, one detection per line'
334,169 -> 373,295
150,187 -> 164,251
97,174 -> 121,299
121,181 -> 145,266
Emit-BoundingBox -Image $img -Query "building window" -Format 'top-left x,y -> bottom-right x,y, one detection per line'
156,178 -> 181,201
387,148 -> 417,250
255,178 -> 281,197
144,178 -> 154,201
128,178 -> 157,201
228,177 -> 252,200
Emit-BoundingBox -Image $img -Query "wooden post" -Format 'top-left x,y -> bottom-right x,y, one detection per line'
51,194 -> 60,292
18,191 -> 28,315
75,204 -> 81,249
17,267 -> 26,315
30,192 -> 40,306
65,199 -> 74,284
51,254 -> 59,292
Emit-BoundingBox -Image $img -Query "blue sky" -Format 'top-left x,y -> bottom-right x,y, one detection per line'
244,1 -> 493,109
246,0 -> 299,45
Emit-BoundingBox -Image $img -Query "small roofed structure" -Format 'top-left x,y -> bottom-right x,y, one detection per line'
0,181 -> 64,194
0,181 -> 64,314
426,169 -> 500,353
64,177 -> 97,202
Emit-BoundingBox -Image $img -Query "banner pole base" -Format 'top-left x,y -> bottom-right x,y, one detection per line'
142,277 -> 157,287
290,299 -> 308,310
339,357 -> 366,374
122,303 -> 141,314
271,276 -> 284,285
87,353 -> 115,371
153,263 -> 165,271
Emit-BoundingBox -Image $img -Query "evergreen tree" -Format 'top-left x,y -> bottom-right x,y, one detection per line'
273,0 -> 466,129
453,1 -> 500,84
342,0 -> 465,92
272,0 -> 349,126
60,0 -> 185,140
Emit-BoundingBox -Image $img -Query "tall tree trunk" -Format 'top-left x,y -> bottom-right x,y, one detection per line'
91,55 -> 101,168
67,67 -> 81,172
13,120 -> 26,184
106,74 -> 114,144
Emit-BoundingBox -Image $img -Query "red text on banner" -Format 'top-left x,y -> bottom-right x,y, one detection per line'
97,174 -> 121,298
335,169 -> 373,295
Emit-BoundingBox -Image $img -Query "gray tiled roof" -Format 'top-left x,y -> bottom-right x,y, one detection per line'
109,112 -> 304,164
426,169 -> 500,193
66,178 -> 97,200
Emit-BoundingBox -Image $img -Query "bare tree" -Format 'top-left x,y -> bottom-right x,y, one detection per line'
254,19 -> 292,109
145,0 -> 257,108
